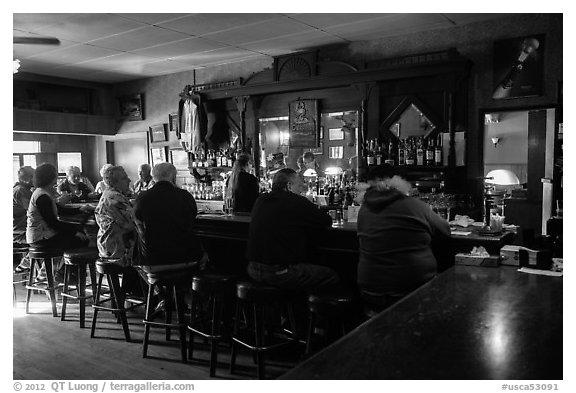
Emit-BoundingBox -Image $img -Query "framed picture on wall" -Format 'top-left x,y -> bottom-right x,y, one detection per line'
288,98 -> 319,147
149,124 -> 167,143
119,94 -> 144,121
328,128 -> 344,141
329,146 -> 343,159
170,149 -> 190,171
169,112 -> 180,137
150,147 -> 168,167
492,35 -> 545,99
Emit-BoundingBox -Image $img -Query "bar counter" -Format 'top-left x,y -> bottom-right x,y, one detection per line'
281,265 -> 563,380
194,213 -> 515,278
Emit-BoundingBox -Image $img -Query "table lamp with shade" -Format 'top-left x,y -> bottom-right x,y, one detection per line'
483,169 -> 520,226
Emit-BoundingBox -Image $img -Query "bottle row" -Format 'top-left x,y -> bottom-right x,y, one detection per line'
365,134 -> 443,167
191,149 -> 235,168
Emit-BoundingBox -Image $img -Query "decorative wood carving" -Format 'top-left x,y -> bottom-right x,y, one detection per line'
274,51 -> 317,81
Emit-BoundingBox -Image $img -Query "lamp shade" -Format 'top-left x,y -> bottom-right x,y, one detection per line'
485,169 -> 520,186
303,168 -> 318,177
324,166 -> 343,176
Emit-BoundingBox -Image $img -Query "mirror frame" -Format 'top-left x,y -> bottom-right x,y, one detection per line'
379,94 -> 443,141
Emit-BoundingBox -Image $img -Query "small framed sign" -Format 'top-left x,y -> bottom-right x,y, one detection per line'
169,112 -> 180,136
170,149 -> 190,171
119,94 -> 144,121
328,128 -> 344,141
149,124 -> 167,143
289,98 -> 319,148
150,147 -> 168,167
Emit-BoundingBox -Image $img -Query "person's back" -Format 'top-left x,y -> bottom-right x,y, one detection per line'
134,163 -> 203,266
356,166 -> 450,306
246,168 -> 338,291
248,189 -> 330,265
13,166 -> 34,245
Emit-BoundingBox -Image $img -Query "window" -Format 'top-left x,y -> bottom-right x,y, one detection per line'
57,152 -> 82,174
13,140 -> 41,153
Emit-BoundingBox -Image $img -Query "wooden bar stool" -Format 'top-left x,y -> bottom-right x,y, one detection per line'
90,260 -> 139,342
229,281 -> 300,380
13,245 -> 29,305
305,289 -> 360,356
60,248 -> 98,328
26,247 -> 63,317
187,273 -> 236,377
142,267 -> 196,363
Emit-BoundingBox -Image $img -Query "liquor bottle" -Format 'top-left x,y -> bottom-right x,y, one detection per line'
435,134 -> 443,166
405,138 -> 415,166
367,140 -> 375,166
398,139 -> 406,166
375,142 -> 383,166
385,139 -> 395,165
416,137 -> 424,166
426,137 -> 435,166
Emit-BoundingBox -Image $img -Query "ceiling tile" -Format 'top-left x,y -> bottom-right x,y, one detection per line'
25,44 -> 121,64
157,13 -> 282,36
76,52 -> 160,69
171,47 -> 261,66
13,14 -> 78,32
204,16 -> 316,45
244,30 -> 346,56
32,14 -> 147,43
442,13 -> 508,25
133,37 -> 227,58
88,26 -> 191,52
114,13 -> 192,25
325,14 -> 449,40
288,13 -> 394,29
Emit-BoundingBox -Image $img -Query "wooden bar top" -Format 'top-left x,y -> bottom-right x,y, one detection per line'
281,265 -> 563,380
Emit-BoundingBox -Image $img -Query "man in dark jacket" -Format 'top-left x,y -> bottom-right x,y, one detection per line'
134,163 -> 207,272
247,168 -> 339,290
357,164 -> 450,312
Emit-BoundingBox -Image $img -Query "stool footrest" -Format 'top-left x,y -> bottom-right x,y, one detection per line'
188,326 -> 227,341
232,336 -> 297,352
144,320 -> 186,330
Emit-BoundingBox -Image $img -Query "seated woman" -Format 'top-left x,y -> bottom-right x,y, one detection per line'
94,165 -> 142,294
26,163 -> 90,277
94,163 -> 113,195
225,153 -> 259,214
58,166 -> 93,201
356,164 -> 451,314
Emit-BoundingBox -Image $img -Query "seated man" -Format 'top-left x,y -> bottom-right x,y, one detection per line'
133,163 -> 207,273
94,165 -> 142,295
13,166 -> 35,271
247,168 -> 340,291
57,166 -> 92,201
131,163 -> 156,196
357,164 -> 451,313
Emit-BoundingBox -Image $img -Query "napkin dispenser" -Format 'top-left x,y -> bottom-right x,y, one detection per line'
518,248 -> 552,270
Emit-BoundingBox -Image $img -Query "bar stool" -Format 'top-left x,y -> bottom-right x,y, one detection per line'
26,246 -> 63,317
305,289 -> 360,355
187,273 -> 236,377
60,248 -> 98,328
229,281 -> 300,379
91,260 -> 139,342
142,266 -> 196,363
13,245 -> 29,305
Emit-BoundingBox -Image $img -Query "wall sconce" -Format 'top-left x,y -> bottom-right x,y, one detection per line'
491,137 -> 501,147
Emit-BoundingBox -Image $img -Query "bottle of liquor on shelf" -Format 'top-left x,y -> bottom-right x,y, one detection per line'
435,134 -> 443,166
385,139 -> 395,165
405,138 -> 415,166
426,137 -> 435,166
416,137 -> 424,166
366,140 -> 375,166
398,139 -> 406,166
375,141 -> 383,165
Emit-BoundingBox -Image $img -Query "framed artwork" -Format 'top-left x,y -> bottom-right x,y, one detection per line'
169,112 -> 180,137
150,147 -> 168,167
329,146 -> 343,159
149,124 -> 167,143
492,35 -> 545,99
328,128 -> 344,141
288,98 -> 319,148
119,94 -> 144,121
170,149 -> 190,171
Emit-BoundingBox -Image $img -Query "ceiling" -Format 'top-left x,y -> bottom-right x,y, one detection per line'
13,13 -> 506,84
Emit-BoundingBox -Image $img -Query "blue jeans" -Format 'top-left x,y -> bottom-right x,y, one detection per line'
247,261 -> 340,291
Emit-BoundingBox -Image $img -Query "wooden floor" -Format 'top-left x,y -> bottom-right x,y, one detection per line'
13,284 -> 301,380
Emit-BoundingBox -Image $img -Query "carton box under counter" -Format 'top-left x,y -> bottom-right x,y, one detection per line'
500,245 -> 522,266
455,253 -> 500,267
